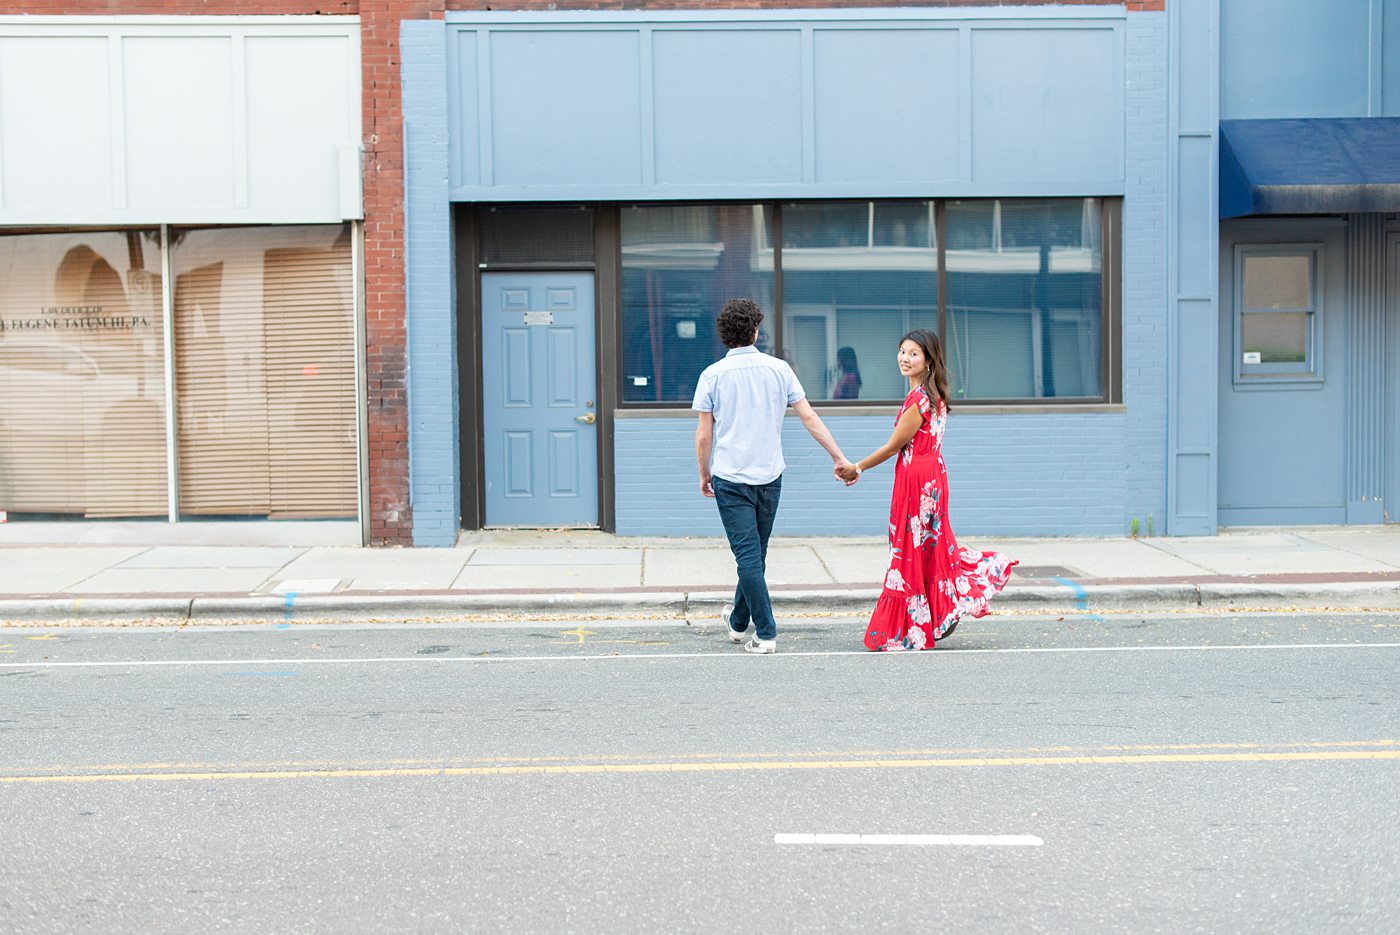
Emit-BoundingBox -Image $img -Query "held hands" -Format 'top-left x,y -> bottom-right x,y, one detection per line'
834,460 -> 860,486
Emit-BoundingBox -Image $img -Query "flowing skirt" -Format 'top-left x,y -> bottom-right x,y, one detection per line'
864,453 -> 1016,652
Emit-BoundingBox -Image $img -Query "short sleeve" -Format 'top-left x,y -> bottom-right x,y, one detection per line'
692,370 -> 715,412
784,364 -> 805,405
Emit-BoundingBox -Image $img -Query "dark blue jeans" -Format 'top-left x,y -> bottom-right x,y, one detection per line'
712,475 -> 782,642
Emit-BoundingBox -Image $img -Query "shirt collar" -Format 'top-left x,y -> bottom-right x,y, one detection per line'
725,345 -> 760,357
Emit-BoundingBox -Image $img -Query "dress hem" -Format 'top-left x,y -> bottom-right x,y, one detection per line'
864,559 -> 1018,653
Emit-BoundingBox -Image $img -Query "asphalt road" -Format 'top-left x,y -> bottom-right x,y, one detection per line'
2,611 -> 1398,934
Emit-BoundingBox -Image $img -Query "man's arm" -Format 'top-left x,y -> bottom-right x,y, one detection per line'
695,411 -> 716,498
791,398 -> 848,466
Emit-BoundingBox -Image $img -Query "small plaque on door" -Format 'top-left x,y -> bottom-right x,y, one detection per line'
1242,351 -> 1262,365
523,311 -> 554,326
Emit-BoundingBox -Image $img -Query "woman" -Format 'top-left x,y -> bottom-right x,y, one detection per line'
836,329 -> 1016,651
832,346 -> 862,400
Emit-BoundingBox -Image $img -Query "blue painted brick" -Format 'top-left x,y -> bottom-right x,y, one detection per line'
402,20 -> 460,548
1121,11 -> 1169,533
615,412 -> 1129,538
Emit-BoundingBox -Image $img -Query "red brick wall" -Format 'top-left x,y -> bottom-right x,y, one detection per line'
3,0 -> 439,544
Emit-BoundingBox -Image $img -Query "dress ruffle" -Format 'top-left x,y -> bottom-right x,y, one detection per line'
865,548 -> 1016,652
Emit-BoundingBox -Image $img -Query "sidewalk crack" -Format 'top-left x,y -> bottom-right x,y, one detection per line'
1138,539 -> 1216,574
1291,532 -> 1400,570
60,545 -> 156,595
810,545 -> 838,584
449,548 -> 476,589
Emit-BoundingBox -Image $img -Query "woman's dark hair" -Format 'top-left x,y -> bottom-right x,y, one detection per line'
836,346 -> 862,388
899,328 -> 952,412
717,298 -> 764,349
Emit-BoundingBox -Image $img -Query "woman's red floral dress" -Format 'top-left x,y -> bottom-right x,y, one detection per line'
865,386 -> 1016,652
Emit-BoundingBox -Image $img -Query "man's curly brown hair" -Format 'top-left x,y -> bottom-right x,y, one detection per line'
717,298 -> 764,349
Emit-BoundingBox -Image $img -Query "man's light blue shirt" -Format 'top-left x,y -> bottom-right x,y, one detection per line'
692,345 -> 805,486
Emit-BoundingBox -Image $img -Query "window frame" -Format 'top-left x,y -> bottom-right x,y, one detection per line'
612,197 -> 1122,409
1232,243 -> 1323,386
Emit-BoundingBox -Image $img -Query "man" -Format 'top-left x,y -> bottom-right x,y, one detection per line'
693,298 -> 851,654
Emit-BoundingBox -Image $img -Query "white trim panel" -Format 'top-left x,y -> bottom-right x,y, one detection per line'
0,18 -> 362,225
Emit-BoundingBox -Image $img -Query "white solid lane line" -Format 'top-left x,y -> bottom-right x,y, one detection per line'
0,641 -> 1399,669
775,833 -> 1044,847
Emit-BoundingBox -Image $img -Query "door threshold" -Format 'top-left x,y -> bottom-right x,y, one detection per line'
478,525 -> 602,531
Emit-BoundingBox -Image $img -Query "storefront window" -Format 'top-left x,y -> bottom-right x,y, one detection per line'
781,201 -> 938,401
0,230 -> 167,519
0,224 -> 358,524
621,204 -> 774,403
172,224 -> 357,519
615,197 -> 1113,407
945,198 -> 1104,400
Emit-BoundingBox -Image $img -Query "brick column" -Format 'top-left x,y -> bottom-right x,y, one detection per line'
361,0 -> 445,544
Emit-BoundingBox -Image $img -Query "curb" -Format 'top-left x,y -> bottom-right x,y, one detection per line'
0,598 -> 193,622
2,579 -> 1398,625
188,591 -> 692,620
1197,580 -> 1400,609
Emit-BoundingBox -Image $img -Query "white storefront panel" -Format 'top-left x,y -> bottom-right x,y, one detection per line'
0,17 -> 362,226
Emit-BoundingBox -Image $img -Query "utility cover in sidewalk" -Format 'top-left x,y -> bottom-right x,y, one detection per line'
272,578 -> 341,595
1013,566 -> 1082,580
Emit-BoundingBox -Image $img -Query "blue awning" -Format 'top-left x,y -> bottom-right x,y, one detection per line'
1220,117 -> 1400,218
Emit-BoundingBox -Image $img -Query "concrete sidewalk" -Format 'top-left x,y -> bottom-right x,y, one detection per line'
1,527 -> 1398,624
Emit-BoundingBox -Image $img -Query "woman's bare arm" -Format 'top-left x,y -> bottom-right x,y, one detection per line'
835,404 -> 923,482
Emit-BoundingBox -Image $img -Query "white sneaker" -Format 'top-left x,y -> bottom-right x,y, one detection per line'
743,638 -> 776,655
721,604 -> 745,643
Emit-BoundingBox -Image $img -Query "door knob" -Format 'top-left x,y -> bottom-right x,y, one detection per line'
575,412 -> 597,425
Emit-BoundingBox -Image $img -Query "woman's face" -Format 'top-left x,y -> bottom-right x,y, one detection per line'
898,339 -> 928,378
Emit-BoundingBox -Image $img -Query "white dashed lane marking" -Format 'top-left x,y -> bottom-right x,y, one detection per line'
775,834 -> 1044,847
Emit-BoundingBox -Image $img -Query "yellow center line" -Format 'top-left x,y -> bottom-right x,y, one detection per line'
2,749 -> 1397,785
11,739 -> 1392,774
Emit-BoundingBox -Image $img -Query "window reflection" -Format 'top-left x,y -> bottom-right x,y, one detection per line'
172,224 -> 357,519
0,230 -> 167,519
944,199 -> 1103,399
621,204 -> 774,403
780,201 -> 939,401
618,198 -> 1109,404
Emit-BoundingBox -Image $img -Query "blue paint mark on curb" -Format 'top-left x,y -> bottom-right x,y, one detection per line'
1053,577 -> 1104,621
282,592 -> 297,623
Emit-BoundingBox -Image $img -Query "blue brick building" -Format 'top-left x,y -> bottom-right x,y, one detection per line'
399,1 -> 1399,546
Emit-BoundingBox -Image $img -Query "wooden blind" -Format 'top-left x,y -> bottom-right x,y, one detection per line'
0,231 -> 167,519
175,225 -> 356,519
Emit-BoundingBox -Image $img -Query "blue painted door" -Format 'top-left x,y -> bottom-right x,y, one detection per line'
1218,220 -> 1347,526
481,273 -> 598,527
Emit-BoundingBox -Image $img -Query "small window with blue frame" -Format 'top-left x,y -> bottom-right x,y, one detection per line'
1236,247 -> 1319,381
